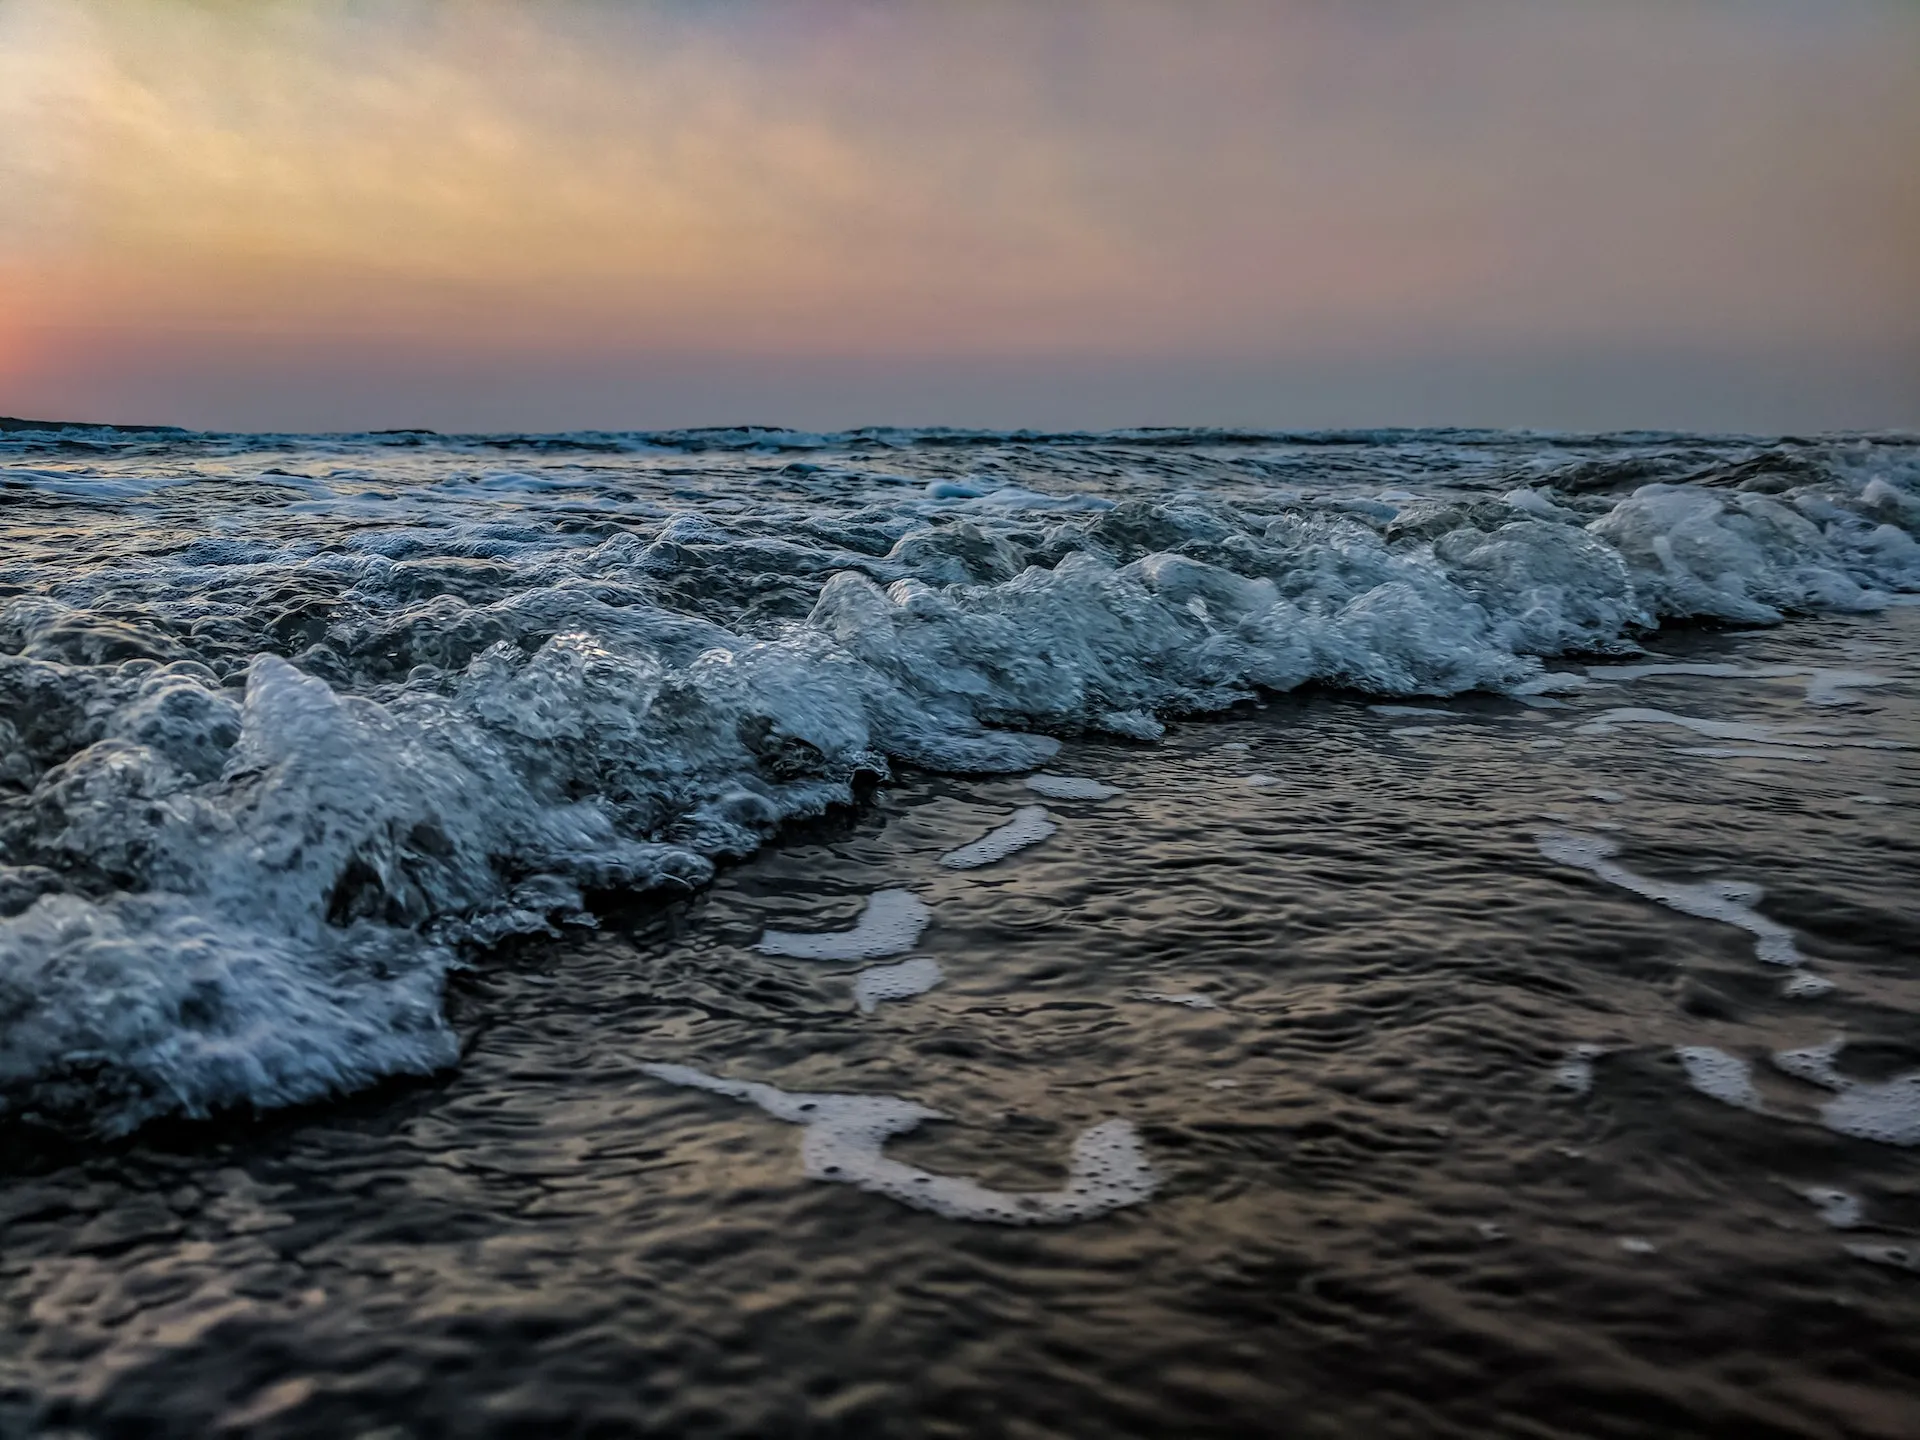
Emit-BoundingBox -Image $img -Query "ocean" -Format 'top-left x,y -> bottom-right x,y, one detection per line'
1,422 -> 1916,1437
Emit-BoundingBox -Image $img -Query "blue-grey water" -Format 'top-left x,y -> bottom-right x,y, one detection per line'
2,422 -> 1917,1437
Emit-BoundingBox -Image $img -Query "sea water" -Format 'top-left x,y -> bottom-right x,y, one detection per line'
1,423 -> 1916,1435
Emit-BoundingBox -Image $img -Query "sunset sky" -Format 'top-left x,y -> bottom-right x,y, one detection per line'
1,0 -> 1915,433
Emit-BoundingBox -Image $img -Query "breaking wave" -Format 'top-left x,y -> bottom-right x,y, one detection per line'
2,426 -> 1916,1133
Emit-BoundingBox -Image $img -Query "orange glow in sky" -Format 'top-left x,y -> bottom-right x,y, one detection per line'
1,1 -> 1915,430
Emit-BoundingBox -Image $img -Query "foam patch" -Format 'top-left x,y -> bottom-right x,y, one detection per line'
1554,1044 -> 1603,1095
1537,831 -> 1805,967
1577,707 -> 1905,752
851,957 -> 943,1014
1844,1243 -> 1919,1272
1586,661 -> 1892,708
1368,704 -> 1464,720
641,1062 -> 1157,1225
757,889 -> 931,961
1024,774 -> 1120,801
1782,973 -> 1836,999
938,806 -> 1057,869
1802,1187 -> 1863,1229
1675,1046 -> 1765,1111
1132,991 -> 1220,1010
1772,1038 -> 1920,1147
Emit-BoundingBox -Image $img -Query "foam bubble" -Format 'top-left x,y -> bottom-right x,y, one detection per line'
938,806 -> 1057,870
851,957 -> 943,1014
1024,774 -> 1120,801
1675,1046 -> 1766,1111
757,889 -> 931,961
641,1062 -> 1156,1225
1537,831 -> 1804,967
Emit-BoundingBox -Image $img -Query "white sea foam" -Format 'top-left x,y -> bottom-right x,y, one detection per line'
1576,707 -> 1904,752
1024,774 -> 1120,801
1772,1039 -> 1920,1147
1576,708 -> 1819,746
1368,704 -> 1463,719
1133,991 -> 1220,1010
1675,1046 -> 1766,1111
1782,973 -> 1836,999
640,1062 -> 1156,1224
1554,1044 -> 1603,1095
757,890 -> 931,961
1585,661 -> 1892,708
1536,832 -> 1804,967
1802,1187 -> 1864,1229
1843,1243 -> 1919,1272
938,806 -> 1057,869
851,957 -> 944,1013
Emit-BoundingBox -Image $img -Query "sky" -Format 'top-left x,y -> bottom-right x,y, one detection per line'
0,0 -> 1915,434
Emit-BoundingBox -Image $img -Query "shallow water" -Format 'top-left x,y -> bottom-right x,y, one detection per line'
2,426 -> 1918,1436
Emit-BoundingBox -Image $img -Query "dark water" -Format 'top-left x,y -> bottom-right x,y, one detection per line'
4,605 -> 1916,1439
